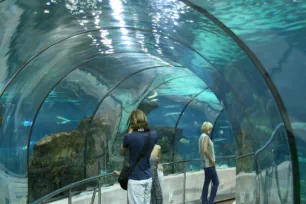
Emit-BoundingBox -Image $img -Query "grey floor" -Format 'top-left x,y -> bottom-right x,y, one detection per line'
186,199 -> 235,204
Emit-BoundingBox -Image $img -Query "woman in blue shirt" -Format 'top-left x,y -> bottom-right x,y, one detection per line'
119,109 -> 158,204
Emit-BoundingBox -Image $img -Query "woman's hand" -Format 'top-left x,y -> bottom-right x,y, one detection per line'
157,164 -> 163,171
128,127 -> 133,133
209,160 -> 216,167
113,170 -> 120,176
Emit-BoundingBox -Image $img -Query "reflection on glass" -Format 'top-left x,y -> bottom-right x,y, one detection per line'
211,110 -> 237,169
255,124 -> 292,204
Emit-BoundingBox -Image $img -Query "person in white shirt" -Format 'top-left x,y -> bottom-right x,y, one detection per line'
198,122 -> 219,204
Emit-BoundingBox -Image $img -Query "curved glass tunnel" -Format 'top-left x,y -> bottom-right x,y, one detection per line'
0,0 -> 305,203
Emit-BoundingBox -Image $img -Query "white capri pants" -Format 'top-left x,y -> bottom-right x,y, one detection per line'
128,178 -> 152,204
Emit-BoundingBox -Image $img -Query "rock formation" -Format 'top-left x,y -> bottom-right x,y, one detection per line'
28,117 -> 103,202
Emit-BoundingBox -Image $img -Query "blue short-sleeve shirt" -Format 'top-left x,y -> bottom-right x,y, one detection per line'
123,130 -> 158,180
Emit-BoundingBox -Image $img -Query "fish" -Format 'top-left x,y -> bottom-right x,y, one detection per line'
179,138 -> 190,145
161,137 -> 168,142
164,112 -> 180,116
255,125 -> 272,133
23,120 -> 33,127
189,164 -> 195,171
194,121 -> 199,127
56,116 -> 71,124
163,105 -> 178,109
148,91 -> 158,99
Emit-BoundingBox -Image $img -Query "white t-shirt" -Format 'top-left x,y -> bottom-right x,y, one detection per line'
198,133 -> 215,168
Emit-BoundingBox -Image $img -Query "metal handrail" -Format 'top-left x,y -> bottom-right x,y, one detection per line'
255,123 -> 284,156
232,124 -> 285,162
162,155 -> 236,166
90,189 -> 98,204
32,173 -> 113,204
33,155 -> 237,204
236,152 -> 255,160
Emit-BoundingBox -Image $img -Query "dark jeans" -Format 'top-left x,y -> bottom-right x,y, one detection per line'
202,167 -> 219,204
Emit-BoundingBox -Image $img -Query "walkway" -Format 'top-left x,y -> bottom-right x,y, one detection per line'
187,198 -> 235,204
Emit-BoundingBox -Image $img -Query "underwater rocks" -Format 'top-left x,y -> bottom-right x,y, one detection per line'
28,117 -> 104,202
28,130 -> 87,201
152,126 -> 185,173
153,126 -> 181,154
138,100 -> 159,115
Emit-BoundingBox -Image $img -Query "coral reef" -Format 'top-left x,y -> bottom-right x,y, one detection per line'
138,100 -> 159,115
28,117 -> 103,201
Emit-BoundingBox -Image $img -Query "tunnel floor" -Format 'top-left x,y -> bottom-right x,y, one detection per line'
187,198 -> 235,204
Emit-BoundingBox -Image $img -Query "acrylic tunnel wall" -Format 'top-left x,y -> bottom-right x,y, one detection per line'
0,0 -> 305,203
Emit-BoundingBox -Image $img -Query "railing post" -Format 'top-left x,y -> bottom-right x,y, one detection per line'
68,189 -> 72,204
183,161 -> 187,204
98,179 -> 102,204
90,189 -> 97,204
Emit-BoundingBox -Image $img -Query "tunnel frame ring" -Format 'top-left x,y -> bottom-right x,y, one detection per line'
179,0 -> 300,202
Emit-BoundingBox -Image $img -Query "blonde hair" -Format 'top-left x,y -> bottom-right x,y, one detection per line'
130,109 -> 149,130
201,121 -> 213,134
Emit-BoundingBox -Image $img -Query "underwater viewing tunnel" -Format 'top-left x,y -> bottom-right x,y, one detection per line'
0,0 -> 306,203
